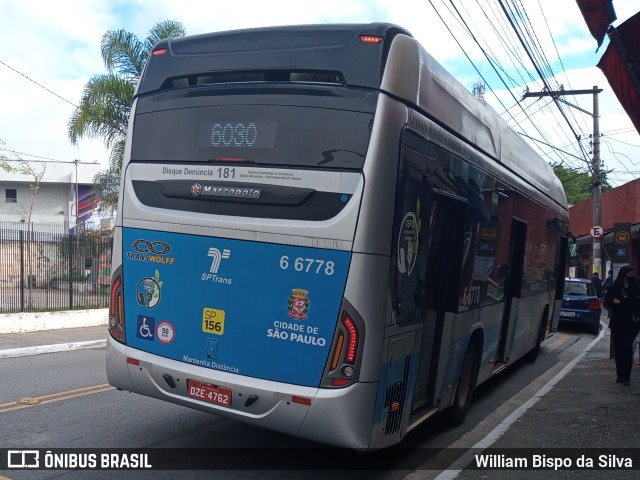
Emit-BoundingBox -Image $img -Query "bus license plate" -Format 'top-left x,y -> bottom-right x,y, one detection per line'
187,380 -> 232,407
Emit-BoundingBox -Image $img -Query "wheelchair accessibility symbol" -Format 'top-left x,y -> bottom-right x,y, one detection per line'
137,315 -> 156,341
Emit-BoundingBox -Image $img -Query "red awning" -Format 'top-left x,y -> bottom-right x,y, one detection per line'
597,11 -> 640,134
576,0 -> 617,49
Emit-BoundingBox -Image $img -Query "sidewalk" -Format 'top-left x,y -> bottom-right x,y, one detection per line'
444,318 -> 640,479
0,324 -> 107,358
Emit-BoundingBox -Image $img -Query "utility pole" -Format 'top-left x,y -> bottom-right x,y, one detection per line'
592,87 -> 602,276
523,86 -> 603,275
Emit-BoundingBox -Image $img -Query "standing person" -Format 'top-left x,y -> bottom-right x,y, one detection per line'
602,270 -> 613,317
633,330 -> 640,365
591,271 -> 603,299
605,266 -> 640,385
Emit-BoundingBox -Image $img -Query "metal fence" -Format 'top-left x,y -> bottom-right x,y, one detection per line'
0,222 -> 113,313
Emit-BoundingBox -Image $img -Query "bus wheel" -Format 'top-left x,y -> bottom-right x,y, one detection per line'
447,341 -> 479,426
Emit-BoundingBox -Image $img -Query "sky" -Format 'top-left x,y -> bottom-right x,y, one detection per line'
0,0 -> 639,187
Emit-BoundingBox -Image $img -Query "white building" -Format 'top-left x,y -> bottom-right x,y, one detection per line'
0,160 -> 101,229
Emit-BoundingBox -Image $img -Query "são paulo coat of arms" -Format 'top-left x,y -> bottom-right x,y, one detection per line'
288,289 -> 311,320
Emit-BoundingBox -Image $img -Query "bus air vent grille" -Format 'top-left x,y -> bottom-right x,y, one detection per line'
383,356 -> 411,436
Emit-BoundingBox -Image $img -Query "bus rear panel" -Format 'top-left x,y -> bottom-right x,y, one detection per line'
106,23 -> 569,450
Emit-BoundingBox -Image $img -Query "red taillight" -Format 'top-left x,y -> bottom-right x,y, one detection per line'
152,48 -> 168,56
127,357 -> 140,366
360,35 -> 383,43
110,276 -> 121,316
322,310 -> 362,388
588,300 -> 602,309
331,378 -> 350,387
343,313 -> 358,364
109,274 -> 126,344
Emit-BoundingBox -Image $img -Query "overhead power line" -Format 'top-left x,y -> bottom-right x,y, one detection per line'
0,158 -> 98,165
0,58 -> 77,107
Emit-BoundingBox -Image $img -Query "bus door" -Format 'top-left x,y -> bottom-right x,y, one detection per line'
412,192 -> 466,413
495,218 -> 527,367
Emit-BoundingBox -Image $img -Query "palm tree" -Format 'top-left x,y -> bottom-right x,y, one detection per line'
68,20 -> 185,212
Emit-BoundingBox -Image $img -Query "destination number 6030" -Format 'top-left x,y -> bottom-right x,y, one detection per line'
279,256 -> 335,275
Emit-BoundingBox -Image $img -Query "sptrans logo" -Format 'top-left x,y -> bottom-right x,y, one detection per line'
208,247 -> 230,273
201,247 -> 232,285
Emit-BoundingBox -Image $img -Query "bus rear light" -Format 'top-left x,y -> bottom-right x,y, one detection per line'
342,313 -> 358,364
110,276 -> 121,315
118,294 -> 124,326
152,48 -> 168,56
291,395 -> 312,406
360,35 -> 383,43
109,271 -> 126,344
331,378 -> 350,387
321,307 -> 364,388
127,357 -> 140,366
330,332 -> 345,370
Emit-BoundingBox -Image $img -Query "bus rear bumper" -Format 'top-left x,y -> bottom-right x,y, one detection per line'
106,335 -> 377,449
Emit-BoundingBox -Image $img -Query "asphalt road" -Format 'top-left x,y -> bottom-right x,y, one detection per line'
0,328 -> 593,480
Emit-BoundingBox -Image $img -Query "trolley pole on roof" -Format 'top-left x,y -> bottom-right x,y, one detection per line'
523,86 -> 603,276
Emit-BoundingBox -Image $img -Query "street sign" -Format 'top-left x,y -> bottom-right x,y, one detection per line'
590,226 -> 603,238
615,231 -> 630,244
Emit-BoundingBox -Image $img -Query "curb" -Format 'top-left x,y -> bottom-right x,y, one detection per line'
0,340 -> 107,359
0,309 -> 108,334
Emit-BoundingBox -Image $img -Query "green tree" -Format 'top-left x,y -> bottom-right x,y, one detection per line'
68,20 -> 185,212
1,140 -> 47,224
1,141 -> 48,298
552,163 -> 611,205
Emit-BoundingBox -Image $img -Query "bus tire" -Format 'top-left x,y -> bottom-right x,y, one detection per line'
447,340 -> 479,426
525,307 -> 549,363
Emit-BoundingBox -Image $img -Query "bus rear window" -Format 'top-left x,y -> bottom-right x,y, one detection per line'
131,104 -> 373,169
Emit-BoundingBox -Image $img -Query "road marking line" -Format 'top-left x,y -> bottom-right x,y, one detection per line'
542,333 -> 570,352
0,383 -> 111,408
0,384 -> 114,413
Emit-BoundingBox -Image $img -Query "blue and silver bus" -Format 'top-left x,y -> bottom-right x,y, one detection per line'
106,23 -> 569,450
